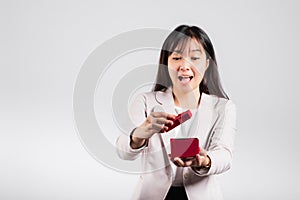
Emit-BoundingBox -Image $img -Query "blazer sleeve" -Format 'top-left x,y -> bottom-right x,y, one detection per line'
115,93 -> 148,160
192,99 -> 237,176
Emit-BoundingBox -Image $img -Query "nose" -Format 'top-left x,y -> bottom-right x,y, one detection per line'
179,59 -> 191,71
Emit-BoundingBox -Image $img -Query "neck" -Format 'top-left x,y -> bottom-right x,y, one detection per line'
173,88 -> 201,109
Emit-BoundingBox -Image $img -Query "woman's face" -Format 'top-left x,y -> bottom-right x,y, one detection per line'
168,38 -> 209,94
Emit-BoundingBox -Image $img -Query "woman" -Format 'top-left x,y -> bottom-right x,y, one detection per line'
116,25 -> 237,200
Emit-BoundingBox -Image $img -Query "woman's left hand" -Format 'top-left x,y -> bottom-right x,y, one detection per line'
172,149 -> 211,168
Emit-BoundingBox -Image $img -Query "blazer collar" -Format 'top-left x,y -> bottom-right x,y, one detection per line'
154,87 -> 213,111
154,87 -> 176,114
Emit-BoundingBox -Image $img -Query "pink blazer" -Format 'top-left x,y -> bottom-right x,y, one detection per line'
116,88 -> 237,200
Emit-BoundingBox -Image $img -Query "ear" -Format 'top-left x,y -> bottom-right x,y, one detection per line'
205,58 -> 210,70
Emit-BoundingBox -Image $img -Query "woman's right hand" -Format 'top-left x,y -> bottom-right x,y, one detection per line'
130,112 -> 176,149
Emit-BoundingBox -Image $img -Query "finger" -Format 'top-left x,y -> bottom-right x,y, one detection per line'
151,117 -> 165,125
147,118 -> 172,133
148,123 -> 165,132
158,125 -> 170,133
166,113 -> 176,120
195,154 -> 202,167
174,157 -> 185,167
148,114 -> 166,125
153,117 -> 173,126
199,148 -> 207,157
173,161 -> 181,167
151,112 -> 176,120
150,112 -> 168,118
184,159 -> 194,166
164,119 -> 174,126
169,156 -> 180,167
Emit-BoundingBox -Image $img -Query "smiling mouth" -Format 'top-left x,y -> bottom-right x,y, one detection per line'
178,76 -> 193,81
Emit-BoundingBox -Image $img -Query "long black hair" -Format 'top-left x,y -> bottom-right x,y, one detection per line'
153,25 -> 229,99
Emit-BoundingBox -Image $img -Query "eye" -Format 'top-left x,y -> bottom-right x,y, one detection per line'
191,57 -> 200,60
172,57 -> 182,60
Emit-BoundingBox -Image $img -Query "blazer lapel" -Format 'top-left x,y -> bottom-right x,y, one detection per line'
154,88 -> 177,156
192,93 -> 218,149
154,88 -> 176,114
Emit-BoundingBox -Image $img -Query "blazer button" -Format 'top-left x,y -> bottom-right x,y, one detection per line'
184,172 -> 189,179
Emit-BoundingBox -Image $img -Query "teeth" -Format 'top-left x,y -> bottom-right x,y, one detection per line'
178,76 -> 193,81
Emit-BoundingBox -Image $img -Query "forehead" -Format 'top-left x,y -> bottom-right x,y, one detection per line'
173,38 -> 204,54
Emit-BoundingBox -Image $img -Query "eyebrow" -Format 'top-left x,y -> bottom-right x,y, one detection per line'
191,49 -> 202,53
173,49 -> 182,54
173,49 -> 202,54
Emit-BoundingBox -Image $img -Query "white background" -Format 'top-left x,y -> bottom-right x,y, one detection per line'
1,0 -> 300,199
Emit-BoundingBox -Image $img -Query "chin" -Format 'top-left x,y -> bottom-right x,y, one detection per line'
175,84 -> 194,93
